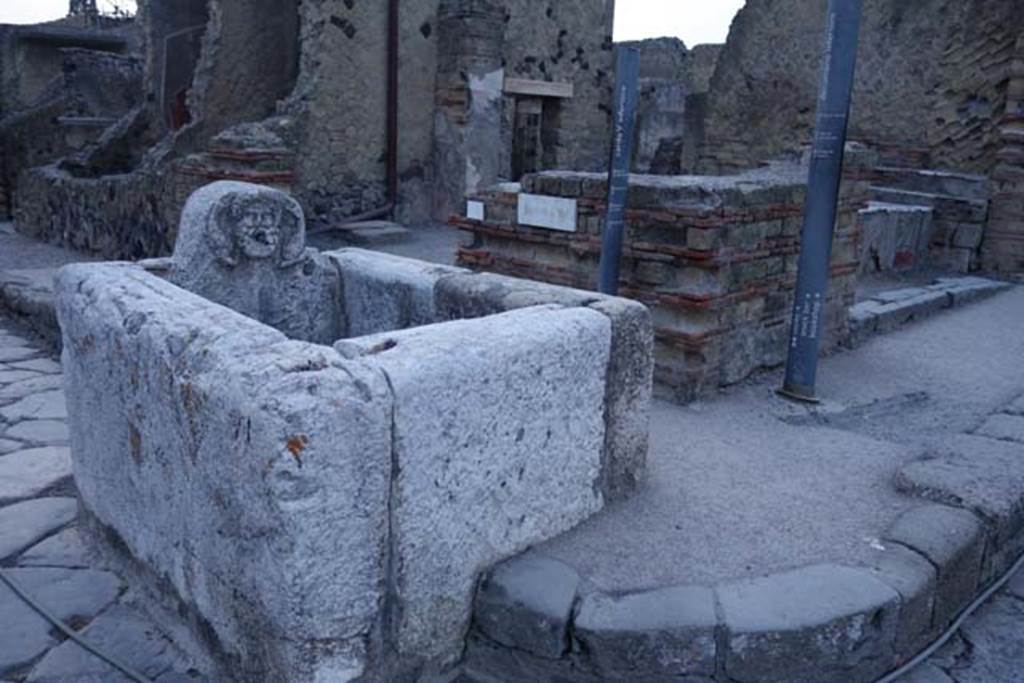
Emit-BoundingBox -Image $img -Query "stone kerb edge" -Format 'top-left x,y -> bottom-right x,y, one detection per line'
465,500 -> 1024,683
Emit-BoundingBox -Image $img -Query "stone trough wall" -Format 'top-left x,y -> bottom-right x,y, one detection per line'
453,160 -> 871,402
54,181 -> 653,683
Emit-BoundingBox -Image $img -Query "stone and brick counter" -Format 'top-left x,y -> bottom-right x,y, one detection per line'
453,163 -> 870,401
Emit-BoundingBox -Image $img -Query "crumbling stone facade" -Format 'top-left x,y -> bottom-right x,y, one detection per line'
618,37 -> 722,175
695,0 -> 1022,176
0,16 -> 138,218
12,0 -> 614,260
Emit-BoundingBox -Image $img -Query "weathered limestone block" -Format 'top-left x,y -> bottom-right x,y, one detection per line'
56,264 -> 393,682
335,305 -> 609,671
170,181 -> 343,344
434,271 -> 653,500
324,249 -> 466,338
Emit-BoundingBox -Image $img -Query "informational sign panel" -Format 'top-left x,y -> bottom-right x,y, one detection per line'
781,0 -> 864,402
598,47 -> 641,295
517,194 -> 578,232
466,200 -> 485,221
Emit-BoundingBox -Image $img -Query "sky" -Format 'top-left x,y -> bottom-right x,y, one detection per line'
614,0 -> 746,47
0,0 -> 135,24
0,1 -> 745,46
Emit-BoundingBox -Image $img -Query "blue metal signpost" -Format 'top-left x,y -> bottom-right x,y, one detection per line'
780,0 -> 864,402
598,46 -> 641,296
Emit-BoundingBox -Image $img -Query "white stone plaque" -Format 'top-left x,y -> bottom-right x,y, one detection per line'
466,200 -> 485,221
517,194 -> 577,232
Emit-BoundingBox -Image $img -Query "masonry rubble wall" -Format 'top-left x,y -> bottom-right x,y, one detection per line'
453,152 -> 873,402
698,0 -> 1021,177
982,32 -> 1024,273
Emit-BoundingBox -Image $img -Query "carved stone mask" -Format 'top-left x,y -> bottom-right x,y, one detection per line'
236,198 -> 282,259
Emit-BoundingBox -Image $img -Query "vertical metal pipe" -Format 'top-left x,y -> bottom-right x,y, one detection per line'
780,0 -> 864,402
598,46 -> 641,295
386,0 -> 400,211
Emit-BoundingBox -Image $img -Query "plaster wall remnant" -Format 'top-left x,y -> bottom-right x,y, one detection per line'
55,181 -> 653,681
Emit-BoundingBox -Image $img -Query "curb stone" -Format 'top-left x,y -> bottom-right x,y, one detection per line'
575,585 -> 717,678
847,277 -> 1013,347
884,505 -> 986,630
474,554 -> 580,659
464,505 -> 1024,682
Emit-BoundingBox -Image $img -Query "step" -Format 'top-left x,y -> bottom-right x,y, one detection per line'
320,220 -> 412,246
870,187 -> 989,224
874,167 -> 989,202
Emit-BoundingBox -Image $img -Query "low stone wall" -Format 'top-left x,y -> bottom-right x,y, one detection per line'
13,163 -> 198,260
453,163 -> 869,401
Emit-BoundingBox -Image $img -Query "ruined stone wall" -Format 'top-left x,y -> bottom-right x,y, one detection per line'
285,0 -> 441,224
621,37 -> 722,175
928,0 -> 1021,173
501,0 -> 615,173
287,0 -> 614,225
187,0 -> 299,147
698,0 -> 1018,176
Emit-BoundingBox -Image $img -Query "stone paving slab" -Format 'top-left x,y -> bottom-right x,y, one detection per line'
3,420 -> 69,446
26,604 -> 192,682
16,527 -> 93,569
975,413 -> 1024,444
942,596 -> 1024,682
0,375 -> 63,402
1006,394 -> 1024,416
0,447 -> 73,505
0,391 -> 67,424
0,567 -> 122,677
0,369 -> 44,385
0,497 -> 76,560
7,359 -> 60,375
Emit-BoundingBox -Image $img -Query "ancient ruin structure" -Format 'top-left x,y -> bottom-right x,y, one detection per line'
54,181 -> 652,681
5,0 -> 615,259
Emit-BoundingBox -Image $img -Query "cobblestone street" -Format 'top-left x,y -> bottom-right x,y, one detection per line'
0,316 -> 202,682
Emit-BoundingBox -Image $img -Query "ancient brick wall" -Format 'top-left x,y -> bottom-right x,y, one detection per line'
453,156 -> 872,401
698,0 -> 1019,176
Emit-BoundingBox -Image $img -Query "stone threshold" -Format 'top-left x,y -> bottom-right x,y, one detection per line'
849,276 -> 1013,347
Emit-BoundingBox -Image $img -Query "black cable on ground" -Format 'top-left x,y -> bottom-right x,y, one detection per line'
874,551 -> 1024,683
0,567 -> 153,683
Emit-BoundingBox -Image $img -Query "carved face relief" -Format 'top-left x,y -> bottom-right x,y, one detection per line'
204,188 -> 306,269
236,199 -> 282,259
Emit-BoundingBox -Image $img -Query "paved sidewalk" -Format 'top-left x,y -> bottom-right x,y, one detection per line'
0,316 -> 206,682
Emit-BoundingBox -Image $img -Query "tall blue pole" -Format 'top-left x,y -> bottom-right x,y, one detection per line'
780,0 -> 864,402
598,46 -> 640,295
